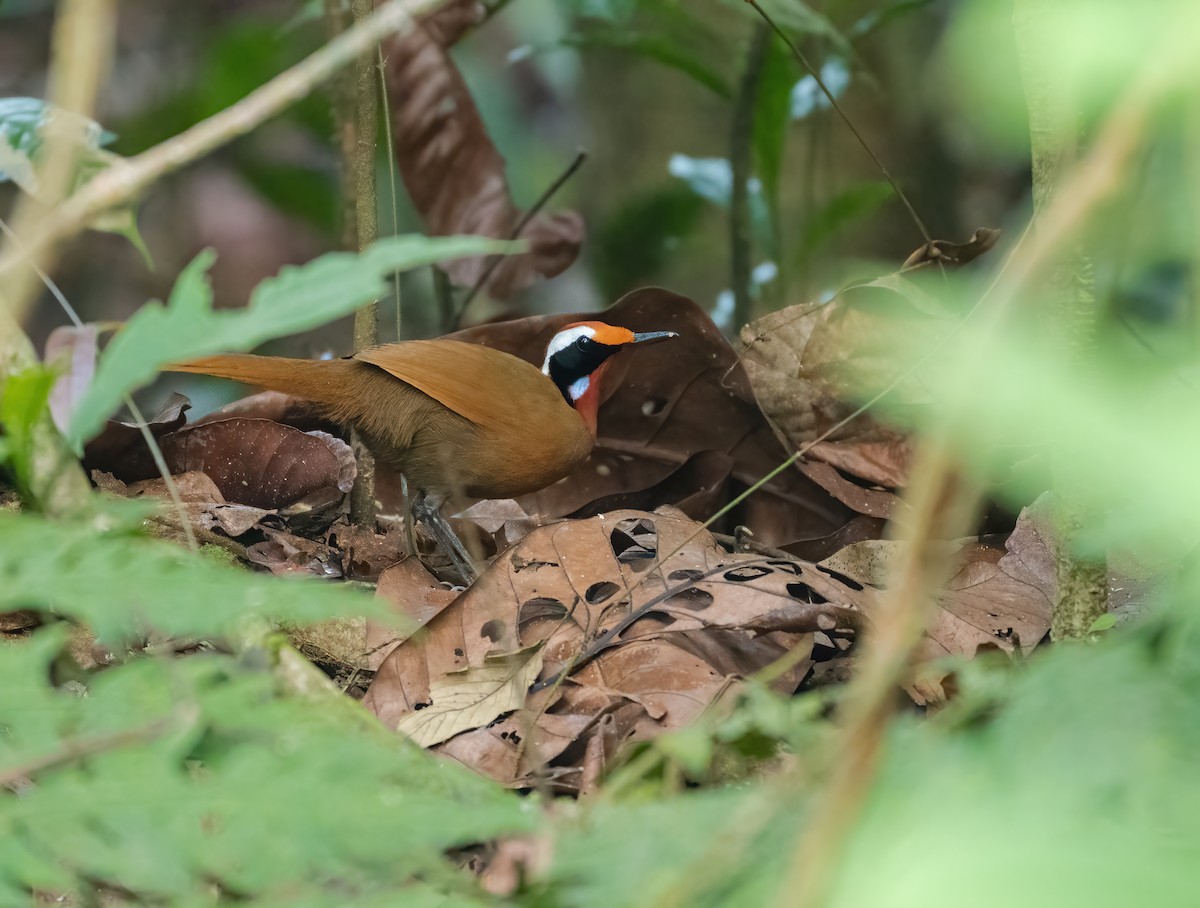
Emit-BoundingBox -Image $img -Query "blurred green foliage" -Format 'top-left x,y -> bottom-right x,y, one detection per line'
4,0 -> 1200,904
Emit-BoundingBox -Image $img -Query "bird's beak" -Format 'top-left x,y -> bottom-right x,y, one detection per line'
630,330 -> 678,345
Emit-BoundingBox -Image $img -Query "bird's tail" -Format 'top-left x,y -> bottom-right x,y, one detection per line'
165,354 -> 354,409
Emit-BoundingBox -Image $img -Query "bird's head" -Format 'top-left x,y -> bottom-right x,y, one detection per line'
541,321 -> 677,434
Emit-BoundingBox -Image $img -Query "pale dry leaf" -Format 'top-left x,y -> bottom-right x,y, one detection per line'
395,643 -> 545,747
44,324 -> 98,435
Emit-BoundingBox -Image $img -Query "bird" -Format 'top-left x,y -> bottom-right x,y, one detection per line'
166,322 -> 678,579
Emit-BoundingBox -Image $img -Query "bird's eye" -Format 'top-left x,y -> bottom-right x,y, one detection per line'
573,337 -> 591,351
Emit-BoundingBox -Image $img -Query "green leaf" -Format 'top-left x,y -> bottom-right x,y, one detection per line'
799,180 -> 894,252
0,509 -> 381,643
849,0 -> 937,38
594,183 -> 706,296
69,234 -> 521,446
753,34 -> 798,215
555,31 -> 732,98
0,631 -> 530,902
724,0 -> 852,55
567,0 -> 638,23
0,96 -> 114,195
1089,613 -> 1117,633
0,364 -> 57,496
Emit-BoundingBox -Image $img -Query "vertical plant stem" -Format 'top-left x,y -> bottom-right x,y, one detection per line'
779,442 -> 981,908
326,0 -> 381,527
1014,0 -> 1108,639
0,0 -> 116,325
349,0 -> 381,527
377,46 -> 403,341
729,23 -> 771,331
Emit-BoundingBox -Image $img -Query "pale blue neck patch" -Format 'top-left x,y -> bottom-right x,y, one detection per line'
567,375 -> 590,401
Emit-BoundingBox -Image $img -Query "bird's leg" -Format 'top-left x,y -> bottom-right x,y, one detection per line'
412,491 -> 480,584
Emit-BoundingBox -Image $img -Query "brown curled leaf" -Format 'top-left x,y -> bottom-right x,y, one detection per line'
901,227 -> 1001,272
382,1 -> 583,298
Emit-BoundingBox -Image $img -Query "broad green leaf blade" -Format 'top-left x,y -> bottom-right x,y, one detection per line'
0,510 -> 379,643
753,35 -> 798,211
395,644 -> 545,747
554,32 -> 732,98
0,633 -> 531,902
70,234 -> 521,446
799,180 -> 894,252
723,0 -> 852,55
0,365 -> 57,496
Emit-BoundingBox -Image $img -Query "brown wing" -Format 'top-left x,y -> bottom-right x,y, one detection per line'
359,339 -> 594,500
355,339 -> 554,427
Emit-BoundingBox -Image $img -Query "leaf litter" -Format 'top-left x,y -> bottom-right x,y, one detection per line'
28,207 -> 1070,813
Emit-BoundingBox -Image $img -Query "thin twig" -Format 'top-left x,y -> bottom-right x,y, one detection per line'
452,149 -> 587,328
744,0 -> 933,244
0,0 -> 444,318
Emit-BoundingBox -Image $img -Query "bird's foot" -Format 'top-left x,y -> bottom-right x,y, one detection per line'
412,493 -> 480,584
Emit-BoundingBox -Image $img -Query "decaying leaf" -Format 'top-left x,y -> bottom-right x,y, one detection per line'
325,522 -> 408,582
83,392 -> 190,477
382,1 -> 583,298
44,324 -> 98,435
901,227 -> 1001,271
740,230 -> 998,490
245,527 -> 343,578
368,558 -> 459,669
364,508 -> 865,790
101,417 -> 355,512
395,643 -> 545,748
817,499 -> 1056,706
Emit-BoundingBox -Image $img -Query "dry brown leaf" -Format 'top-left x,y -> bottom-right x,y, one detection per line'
325,522 -> 407,581
105,417 -> 355,511
368,558 -> 459,670
457,499 -> 543,548
364,508 -> 865,789
83,392 -> 190,478
901,227 -> 1001,271
382,1 -> 582,298
191,390 -> 327,431
817,500 -> 1055,706
396,643 -> 545,748
741,230 -> 999,490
